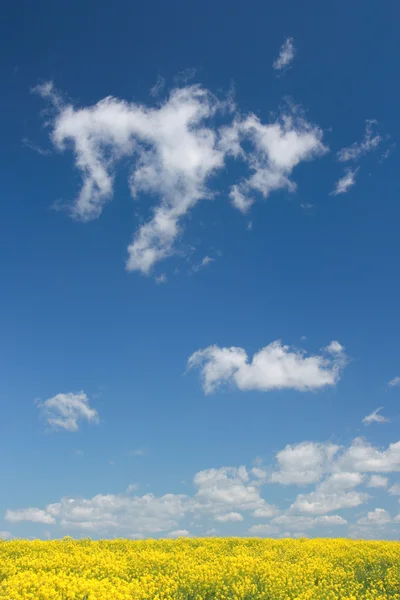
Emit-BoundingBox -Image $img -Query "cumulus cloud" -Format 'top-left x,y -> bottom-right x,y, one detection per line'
192,466 -> 268,516
388,483 -> 400,495
5,508 -> 56,525
362,407 -> 389,426
270,441 -> 340,486
335,437 -> 400,473
223,112 -> 327,213
188,339 -> 347,394
331,168 -> 358,195
168,529 -> 190,538
215,512 -> 243,522
273,37 -> 296,71
248,523 -> 278,535
367,475 -> 388,488
36,82 -> 327,274
289,472 -> 368,516
357,508 -> 391,526
272,514 -> 347,532
37,391 -> 99,432
6,439 -> 400,538
337,120 -> 382,162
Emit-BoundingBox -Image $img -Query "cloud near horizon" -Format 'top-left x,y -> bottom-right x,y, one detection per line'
5,435 -> 400,539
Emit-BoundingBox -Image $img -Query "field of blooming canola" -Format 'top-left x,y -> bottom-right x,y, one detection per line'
1,537 -> 400,600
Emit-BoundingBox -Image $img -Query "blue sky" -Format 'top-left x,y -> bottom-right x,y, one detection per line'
1,0 -> 400,540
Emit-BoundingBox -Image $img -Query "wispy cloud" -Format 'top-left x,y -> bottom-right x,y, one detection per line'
130,448 -> 146,457
192,256 -> 215,273
37,391 -> 99,432
331,168 -> 358,196
337,120 -> 382,162
155,273 -> 167,284
388,376 -> 400,388
362,407 -> 389,426
150,76 -> 165,97
273,37 -> 296,71
22,137 -> 51,156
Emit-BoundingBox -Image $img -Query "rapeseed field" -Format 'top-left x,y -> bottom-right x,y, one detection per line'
1,537 -> 399,599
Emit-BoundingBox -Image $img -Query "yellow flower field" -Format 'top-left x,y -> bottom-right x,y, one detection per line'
1,537 -> 400,600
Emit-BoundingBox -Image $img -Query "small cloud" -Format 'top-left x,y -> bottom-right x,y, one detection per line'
36,391 -> 99,432
0,531 -> 12,540
155,273 -> 167,284
273,37 -> 295,71
5,508 -> 55,525
22,137 -> 51,156
388,376 -> 400,388
337,120 -> 382,162
247,220 -> 253,231
150,76 -> 165,98
205,528 -> 219,536
173,68 -> 196,84
388,483 -> 400,496
300,203 -> 313,211
362,407 -> 389,426
130,448 -> 146,457
367,475 -> 388,488
193,256 -> 215,273
215,512 -> 243,522
73,449 -> 84,456
168,529 -> 190,538
330,168 -> 358,196
126,483 -> 140,494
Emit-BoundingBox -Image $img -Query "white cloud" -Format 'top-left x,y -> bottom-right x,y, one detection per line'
150,76 -> 165,98
5,508 -> 56,525
270,441 -> 340,486
193,256 -> 215,273
367,475 -> 388,488
192,466 -> 266,515
337,120 -> 382,162
357,508 -> 391,526
273,37 -> 296,71
37,391 -> 99,432
253,505 -> 279,518
335,437 -> 400,473
0,531 -> 12,540
388,376 -> 400,388
167,529 -> 190,538
215,512 -> 243,522
36,83 -> 229,274
130,448 -> 146,457
155,273 -> 167,284
290,472 -> 368,515
272,514 -> 347,532
331,168 -> 358,195
251,467 -> 267,480
36,82 -> 328,274
362,407 -> 389,425
188,339 -> 347,394
248,523 -> 278,535
224,113 -> 327,213
388,483 -> 400,495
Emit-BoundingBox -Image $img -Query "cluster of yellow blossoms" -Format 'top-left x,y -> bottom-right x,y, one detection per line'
1,537 -> 400,599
